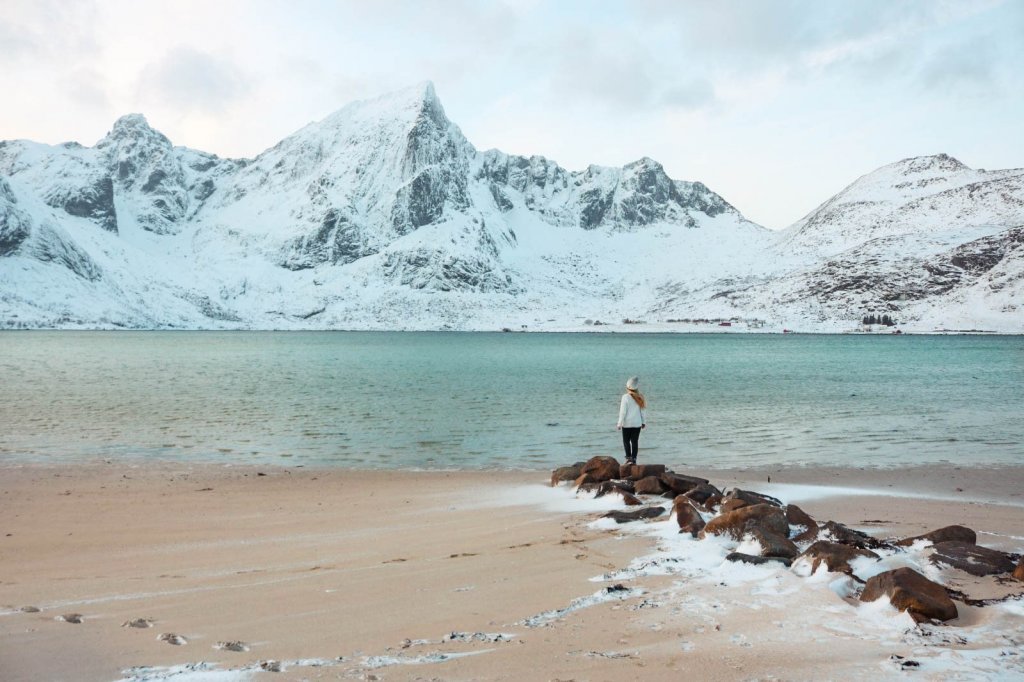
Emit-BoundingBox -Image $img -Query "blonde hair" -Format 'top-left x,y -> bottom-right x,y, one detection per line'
627,388 -> 646,409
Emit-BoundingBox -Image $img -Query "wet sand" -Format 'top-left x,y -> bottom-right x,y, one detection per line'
1,461 -> 1022,681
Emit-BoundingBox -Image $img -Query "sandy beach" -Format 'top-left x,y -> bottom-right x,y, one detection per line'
1,461 -> 1022,681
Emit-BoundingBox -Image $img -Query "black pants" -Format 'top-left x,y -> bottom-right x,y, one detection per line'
621,427 -> 641,462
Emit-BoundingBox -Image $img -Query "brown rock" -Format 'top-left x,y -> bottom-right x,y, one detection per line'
896,525 -> 977,547
594,480 -> 635,497
699,494 -> 724,512
726,552 -> 793,568
1013,558 -> 1024,581
620,463 -> 667,481
574,473 -> 597,488
581,456 -> 621,483
620,491 -> 643,506
797,541 -> 879,575
860,567 -> 958,623
634,476 -> 667,495
792,526 -> 820,544
682,483 -> 722,505
551,462 -> 585,486
822,521 -> 886,550
929,541 -> 1015,577
723,488 -> 782,507
659,472 -> 710,496
720,498 -> 750,513
749,528 -> 799,560
786,504 -> 819,543
701,504 -> 788,540
785,504 -> 816,529
673,497 -> 706,537
603,506 -> 665,524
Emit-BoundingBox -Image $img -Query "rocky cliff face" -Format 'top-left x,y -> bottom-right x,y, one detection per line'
0,84 -> 1021,332
477,152 -> 737,231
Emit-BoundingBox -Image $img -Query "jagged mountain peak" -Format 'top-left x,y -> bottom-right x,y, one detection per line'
623,156 -> 663,171
97,113 -> 171,149
313,80 -> 448,134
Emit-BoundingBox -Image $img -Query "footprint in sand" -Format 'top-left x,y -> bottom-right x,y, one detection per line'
123,618 -> 154,628
214,641 -> 250,652
57,613 -> 84,624
19,606 -> 41,613
157,633 -> 188,645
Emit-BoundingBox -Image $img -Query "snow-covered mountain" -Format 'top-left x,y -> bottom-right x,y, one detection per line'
1,83 -> 1022,332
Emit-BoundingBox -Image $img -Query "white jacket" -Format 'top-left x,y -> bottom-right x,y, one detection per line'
617,393 -> 646,428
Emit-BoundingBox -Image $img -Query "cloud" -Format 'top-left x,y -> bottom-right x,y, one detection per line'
61,67 -> 111,110
543,33 -> 658,111
659,78 -> 716,110
0,0 -> 100,64
916,38 -> 999,95
138,47 -> 250,114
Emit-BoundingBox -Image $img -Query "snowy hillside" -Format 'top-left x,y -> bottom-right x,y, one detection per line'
1,83 -> 1022,332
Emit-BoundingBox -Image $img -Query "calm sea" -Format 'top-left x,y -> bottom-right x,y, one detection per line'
1,331 -> 1022,470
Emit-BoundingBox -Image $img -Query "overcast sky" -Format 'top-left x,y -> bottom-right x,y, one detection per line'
2,0 -> 1022,228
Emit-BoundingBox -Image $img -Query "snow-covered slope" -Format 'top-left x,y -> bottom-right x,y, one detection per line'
1,84 -> 1022,332
780,153 -> 1024,257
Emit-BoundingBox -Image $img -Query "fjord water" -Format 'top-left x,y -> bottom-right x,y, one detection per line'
1,331 -> 1022,470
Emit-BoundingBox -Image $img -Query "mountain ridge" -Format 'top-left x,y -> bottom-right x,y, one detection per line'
1,83 -> 1021,332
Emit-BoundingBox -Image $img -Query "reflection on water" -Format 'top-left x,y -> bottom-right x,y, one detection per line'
1,331 -> 1022,469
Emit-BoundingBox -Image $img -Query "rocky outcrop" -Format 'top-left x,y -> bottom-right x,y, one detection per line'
726,552 -> 793,568
723,488 -> 782,508
672,497 -> 706,537
795,541 -> 879,575
701,504 -> 788,541
928,542 -> 1015,577
551,462 -> 586,487
620,463 -> 667,481
720,498 -> 751,513
896,525 -> 977,547
786,504 -> 819,543
44,172 -> 117,232
748,528 -> 799,560
579,456 -> 621,483
634,476 -> 667,495
659,472 -> 709,496
821,521 -> 888,550
389,84 -> 471,235
860,568 -> 958,623
96,114 -> 195,235
602,506 -> 665,524
0,179 -> 31,256
553,458 -> 1015,633
681,483 -> 722,506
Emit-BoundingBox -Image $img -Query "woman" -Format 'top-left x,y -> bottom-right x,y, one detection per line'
616,376 -> 647,465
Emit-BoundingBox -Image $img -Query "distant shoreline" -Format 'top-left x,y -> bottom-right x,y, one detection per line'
1,326 -> 1022,335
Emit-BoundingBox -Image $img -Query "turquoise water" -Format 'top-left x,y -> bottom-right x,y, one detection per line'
1,331 -> 1022,469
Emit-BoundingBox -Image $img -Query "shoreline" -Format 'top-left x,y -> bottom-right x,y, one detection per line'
2,327 -> 1023,335
5,458 -> 1023,502
1,462 -> 1022,681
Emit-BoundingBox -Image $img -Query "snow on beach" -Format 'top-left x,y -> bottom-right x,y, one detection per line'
3,464 -> 1022,682
490,473 -> 1024,680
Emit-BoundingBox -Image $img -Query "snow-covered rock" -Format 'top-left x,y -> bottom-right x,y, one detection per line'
0,84 -> 1022,332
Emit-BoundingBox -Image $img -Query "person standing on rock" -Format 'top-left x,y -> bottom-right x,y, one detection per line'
616,376 -> 647,465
